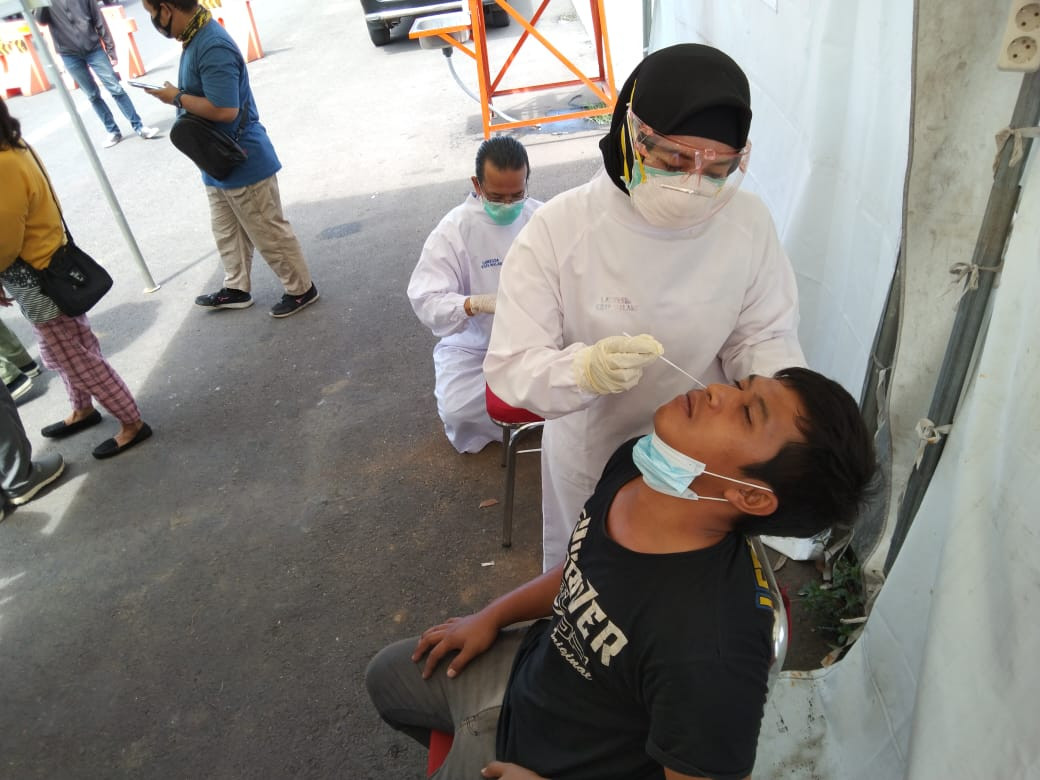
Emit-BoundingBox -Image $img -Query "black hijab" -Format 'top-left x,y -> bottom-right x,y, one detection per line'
599,44 -> 752,193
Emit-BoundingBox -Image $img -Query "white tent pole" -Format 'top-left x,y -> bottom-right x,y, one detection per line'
18,0 -> 160,293
884,67 -> 1040,572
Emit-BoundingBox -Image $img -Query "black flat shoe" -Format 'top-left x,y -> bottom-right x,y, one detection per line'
92,423 -> 153,460
41,409 -> 103,439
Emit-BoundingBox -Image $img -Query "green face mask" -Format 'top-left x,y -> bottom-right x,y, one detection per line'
482,198 -> 526,226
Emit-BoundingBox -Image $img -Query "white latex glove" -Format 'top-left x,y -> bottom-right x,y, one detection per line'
467,294 -> 496,315
572,334 -> 664,395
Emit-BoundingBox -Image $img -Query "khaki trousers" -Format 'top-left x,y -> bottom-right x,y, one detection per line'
206,174 -> 312,296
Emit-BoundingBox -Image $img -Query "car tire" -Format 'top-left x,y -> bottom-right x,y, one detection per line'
484,6 -> 510,28
367,22 -> 392,46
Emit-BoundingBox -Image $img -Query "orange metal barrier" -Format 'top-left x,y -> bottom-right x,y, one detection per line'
410,0 -> 616,138
201,0 -> 264,62
100,6 -> 146,80
0,19 -> 50,97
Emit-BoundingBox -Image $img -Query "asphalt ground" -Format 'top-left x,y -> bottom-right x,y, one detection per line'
1,1 -> 605,776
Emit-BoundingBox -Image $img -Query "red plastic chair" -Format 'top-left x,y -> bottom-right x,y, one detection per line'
485,384 -> 544,547
427,729 -> 454,775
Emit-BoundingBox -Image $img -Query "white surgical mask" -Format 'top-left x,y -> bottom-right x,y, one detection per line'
631,432 -> 773,502
626,163 -> 730,229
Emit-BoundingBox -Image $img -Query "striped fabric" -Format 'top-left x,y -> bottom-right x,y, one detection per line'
0,259 -> 60,324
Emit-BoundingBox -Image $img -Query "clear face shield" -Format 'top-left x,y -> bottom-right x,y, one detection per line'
623,106 -> 751,227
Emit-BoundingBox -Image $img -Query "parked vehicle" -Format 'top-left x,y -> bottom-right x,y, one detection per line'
360,0 -> 508,47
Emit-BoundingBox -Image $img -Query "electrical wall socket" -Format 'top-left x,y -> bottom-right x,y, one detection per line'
998,1 -> 1040,71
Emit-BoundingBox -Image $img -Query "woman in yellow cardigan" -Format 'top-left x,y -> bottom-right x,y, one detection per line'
0,97 -> 151,459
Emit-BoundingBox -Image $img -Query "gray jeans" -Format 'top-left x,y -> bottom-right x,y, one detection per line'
365,626 -> 529,780
0,381 -> 33,494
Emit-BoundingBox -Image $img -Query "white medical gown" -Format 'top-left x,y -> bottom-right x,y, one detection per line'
408,193 -> 541,453
485,171 -> 805,568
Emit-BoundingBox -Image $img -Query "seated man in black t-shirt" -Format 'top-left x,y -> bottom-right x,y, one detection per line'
367,367 -> 877,780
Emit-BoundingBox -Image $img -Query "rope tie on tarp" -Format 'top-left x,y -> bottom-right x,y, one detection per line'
993,125 -> 1040,174
949,260 -> 1003,299
914,418 -> 953,469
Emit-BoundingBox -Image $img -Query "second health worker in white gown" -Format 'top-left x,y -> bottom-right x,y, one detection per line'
409,137 -> 541,453
485,44 -> 806,569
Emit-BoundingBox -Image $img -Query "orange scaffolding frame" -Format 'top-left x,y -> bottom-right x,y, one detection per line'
410,0 -> 617,138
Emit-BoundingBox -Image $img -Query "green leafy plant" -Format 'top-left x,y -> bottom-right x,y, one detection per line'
798,556 -> 865,646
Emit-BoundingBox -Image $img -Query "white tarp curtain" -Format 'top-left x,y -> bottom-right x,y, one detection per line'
650,0 -> 1039,777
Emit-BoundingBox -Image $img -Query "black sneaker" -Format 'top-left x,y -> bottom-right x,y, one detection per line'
5,374 -> 31,401
18,360 -> 41,377
195,288 -> 254,310
269,284 -> 319,318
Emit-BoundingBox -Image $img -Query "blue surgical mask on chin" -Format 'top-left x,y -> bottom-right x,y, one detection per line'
482,198 -> 525,226
631,432 -> 773,502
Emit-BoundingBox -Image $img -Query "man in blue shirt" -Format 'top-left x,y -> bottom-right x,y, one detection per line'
140,0 -> 319,318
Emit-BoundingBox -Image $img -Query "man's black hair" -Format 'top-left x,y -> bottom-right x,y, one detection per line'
734,367 -> 878,539
475,136 -> 529,183
0,96 -> 24,150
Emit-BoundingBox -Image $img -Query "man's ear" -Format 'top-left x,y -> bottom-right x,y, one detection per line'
723,485 -> 778,517
471,176 -> 482,196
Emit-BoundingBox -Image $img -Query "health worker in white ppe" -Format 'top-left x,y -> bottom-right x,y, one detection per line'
408,137 -> 542,453
485,44 -> 806,570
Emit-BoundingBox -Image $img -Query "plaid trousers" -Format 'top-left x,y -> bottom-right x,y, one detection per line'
33,314 -> 140,424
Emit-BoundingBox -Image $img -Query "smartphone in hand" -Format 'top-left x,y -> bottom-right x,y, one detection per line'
128,81 -> 163,90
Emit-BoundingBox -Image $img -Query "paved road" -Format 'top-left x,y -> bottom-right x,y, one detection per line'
0,1 -> 604,776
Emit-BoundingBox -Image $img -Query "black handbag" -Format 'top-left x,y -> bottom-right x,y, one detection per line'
26,146 -> 114,317
38,240 -> 114,317
169,100 -> 249,180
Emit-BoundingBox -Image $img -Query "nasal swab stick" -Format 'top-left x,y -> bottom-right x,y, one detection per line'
657,355 -> 708,389
622,332 -> 707,389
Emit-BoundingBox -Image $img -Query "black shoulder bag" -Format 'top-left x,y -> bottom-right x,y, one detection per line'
26,146 -> 114,317
169,98 -> 249,181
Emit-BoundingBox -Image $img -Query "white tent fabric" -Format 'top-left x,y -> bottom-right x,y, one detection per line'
648,0 -> 1040,777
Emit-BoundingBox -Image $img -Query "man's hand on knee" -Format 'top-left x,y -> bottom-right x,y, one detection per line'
412,611 -> 500,679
